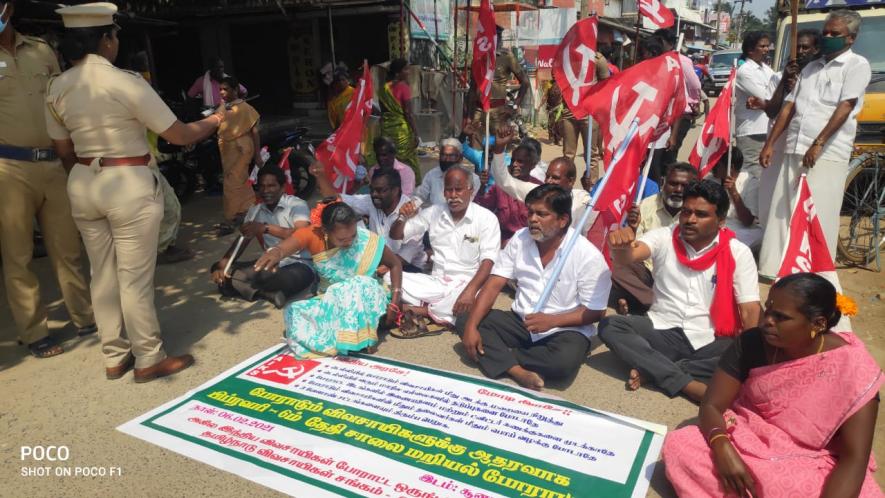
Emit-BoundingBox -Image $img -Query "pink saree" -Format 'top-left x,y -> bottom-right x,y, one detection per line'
663,332 -> 883,497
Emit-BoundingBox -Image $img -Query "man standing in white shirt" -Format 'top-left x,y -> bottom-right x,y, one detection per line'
410,138 -> 480,208
311,165 -> 426,271
758,9 -> 871,278
600,180 -> 762,402
491,126 -> 594,236
734,32 -> 777,183
389,166 -> 501,331
459,185 -> 611,390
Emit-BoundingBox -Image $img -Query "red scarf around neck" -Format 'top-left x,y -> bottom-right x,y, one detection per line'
671,226 -> 741,336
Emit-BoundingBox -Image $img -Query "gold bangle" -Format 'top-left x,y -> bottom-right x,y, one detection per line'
708,433 -> 730,446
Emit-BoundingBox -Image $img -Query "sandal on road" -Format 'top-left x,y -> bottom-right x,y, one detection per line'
389,312 -> 446,339
27,337 -> 64,358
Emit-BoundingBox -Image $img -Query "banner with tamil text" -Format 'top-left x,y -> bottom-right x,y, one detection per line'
119,345 -> 664,498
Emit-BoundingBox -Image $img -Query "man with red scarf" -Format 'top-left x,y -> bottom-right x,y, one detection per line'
599,180 -> 762,402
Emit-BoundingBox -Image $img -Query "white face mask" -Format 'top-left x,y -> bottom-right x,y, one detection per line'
0,4 -> 9,34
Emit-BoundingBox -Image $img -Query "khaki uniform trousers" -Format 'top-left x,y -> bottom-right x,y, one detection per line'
561,117 -> 602,182
0,158 -> 94,344
67,161 -> 166,368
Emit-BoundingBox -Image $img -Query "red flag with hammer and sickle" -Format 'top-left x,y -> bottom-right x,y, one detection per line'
471,0 -> 497,112
314,60 -> 374,189
553,16 -> 599,117
688,68 -> 735,178
639,0 -> 675,28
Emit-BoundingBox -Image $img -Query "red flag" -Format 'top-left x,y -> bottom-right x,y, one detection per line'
315,61 -> 374,189
638,0 -> 675,28
688,68 -> 735,178
586,134 -> 646,261
581,52 -> 686,165
553,17 -> 599,115
777,175 -> 836,277
471,0 -> 496,112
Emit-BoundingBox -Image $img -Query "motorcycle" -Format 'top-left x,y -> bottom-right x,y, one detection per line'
262,126 -> 317,198
156,97 -> 222,202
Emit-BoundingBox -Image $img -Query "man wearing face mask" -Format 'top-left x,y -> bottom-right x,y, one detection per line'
0,0 -> 97,358
389,166 -> 500,335
758,9 -> 871,279
408,138 -> 480,208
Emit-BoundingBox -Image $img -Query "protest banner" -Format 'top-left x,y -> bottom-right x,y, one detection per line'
120,346 -> 665,498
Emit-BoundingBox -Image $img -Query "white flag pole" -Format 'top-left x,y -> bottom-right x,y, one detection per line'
532,118 -> 641,312
635,146 -> 656,205
223,209 -> 260,278
726,60 -> 736,177
482,110 -> 491,185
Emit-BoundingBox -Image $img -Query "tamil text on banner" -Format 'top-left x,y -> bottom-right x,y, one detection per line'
552,17 -> 599,114
688,68 -> 735,178
314,61 -> 374,188
581,52 -> 686,165
471,0 -> 497,112
409,0 -> 451,40
119,346 -> 665,498
638,0 -> 675,28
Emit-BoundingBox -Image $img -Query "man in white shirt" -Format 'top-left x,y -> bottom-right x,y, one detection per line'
758,9 -> 871,278
710,148 -> 763,250
734,31 -> 777,183
210,166 -> 315,308
600,180 -> 762,402
459,185 -> 611,390
653,29 -> 704,168
611,163 -> 698,315
311,165 -> 426,271
389,166 -> 501,330
491,126 -> 594,236
411,138 -> 480,208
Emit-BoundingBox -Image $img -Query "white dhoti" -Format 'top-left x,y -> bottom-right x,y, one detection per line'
398,273 -> 470,325
758,153 -> 849,278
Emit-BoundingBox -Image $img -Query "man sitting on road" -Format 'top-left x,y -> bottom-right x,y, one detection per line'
411,138 -> 480,208
210,166 -> 316,308
458,185 -> 611,390
389,166 -> 500,335
610,162 -> 697,315
490,126 -> 594,236
311,163 -> 426,272
366,136 -> 415,197
475,142 -> 543,245
599,180 -> 761,403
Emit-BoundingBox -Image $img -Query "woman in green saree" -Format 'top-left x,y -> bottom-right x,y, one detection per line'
253,201 -> 403,358
380,58 -> 421,182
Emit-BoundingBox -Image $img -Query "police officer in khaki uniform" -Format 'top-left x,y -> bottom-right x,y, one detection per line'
47,3 -> 225,382
0,0 -> 96,358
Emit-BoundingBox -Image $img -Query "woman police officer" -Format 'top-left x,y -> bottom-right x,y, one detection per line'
46,3 -> 224,382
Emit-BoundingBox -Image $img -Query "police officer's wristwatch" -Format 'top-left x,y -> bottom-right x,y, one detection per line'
263,223 -> 270,234
812,138 -> 825,147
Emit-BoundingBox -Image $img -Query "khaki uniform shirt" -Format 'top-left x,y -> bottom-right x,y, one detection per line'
491,50 -> 525,100
0,32 -> 60,148
45,54 -> 177,157
560,52 -> 610,120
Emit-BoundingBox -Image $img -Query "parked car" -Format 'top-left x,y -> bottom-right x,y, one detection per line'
705,49 -> 741,96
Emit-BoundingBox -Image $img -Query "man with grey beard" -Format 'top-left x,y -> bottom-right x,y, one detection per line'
610,162 -> 697,315
389,166 -> 500,334
457,184 -> 611,390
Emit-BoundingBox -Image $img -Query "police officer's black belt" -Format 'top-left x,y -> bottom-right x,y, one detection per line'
0,145 -> 58,162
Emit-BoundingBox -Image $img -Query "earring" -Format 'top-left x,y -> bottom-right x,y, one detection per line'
810,327 -> 820,339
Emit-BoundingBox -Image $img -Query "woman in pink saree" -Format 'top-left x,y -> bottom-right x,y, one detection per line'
663,273 -> 882,497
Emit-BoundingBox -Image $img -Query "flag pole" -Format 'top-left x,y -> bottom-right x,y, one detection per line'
789,0 -> 799,60
635,145 -> 655,205
482,110 -> 491,180
532,118 -> 641,312
584,117 -> 593,179
726,61 -> 736,177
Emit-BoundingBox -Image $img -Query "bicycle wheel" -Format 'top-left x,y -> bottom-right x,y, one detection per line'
837,154 -> 884,265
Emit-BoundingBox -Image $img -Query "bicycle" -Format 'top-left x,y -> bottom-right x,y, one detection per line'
837,146 -> 885,272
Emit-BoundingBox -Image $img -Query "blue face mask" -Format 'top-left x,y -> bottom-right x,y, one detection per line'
0,5 -> 8,34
